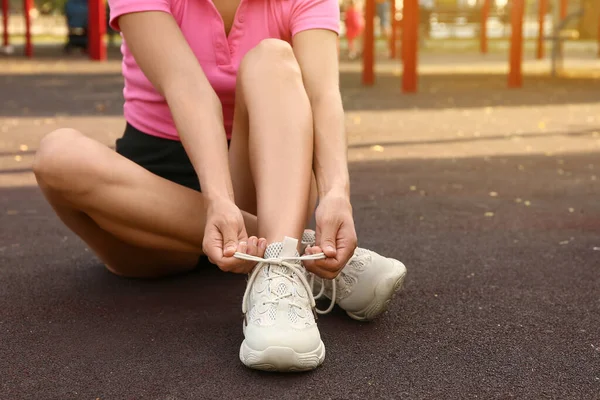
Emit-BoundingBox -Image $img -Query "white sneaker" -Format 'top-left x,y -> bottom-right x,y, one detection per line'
301,230 -> 407,321
235,237 -> 326,372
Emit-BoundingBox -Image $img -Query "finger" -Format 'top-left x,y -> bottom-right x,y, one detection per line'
220,222 -> 239,257
303,245 -> 329,272
257,238 -> 267,257
303,246 -> 315,270
304,259 -> 341,279
238,241 -> 256,271
203,240 -> 223,268
247,236 -> 258,256
313,257 -> 344,272
307,245 -> 323,254
304,246 -> 341,277
218,257 -> 248,273
317,221 -> 339,258
336,244 -> 355,267
306,246 -> 347,277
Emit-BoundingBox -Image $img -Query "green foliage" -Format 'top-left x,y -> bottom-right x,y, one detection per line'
37,0 -> 69,15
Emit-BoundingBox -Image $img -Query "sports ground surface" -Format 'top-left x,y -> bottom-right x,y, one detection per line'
1,48 -> 599,398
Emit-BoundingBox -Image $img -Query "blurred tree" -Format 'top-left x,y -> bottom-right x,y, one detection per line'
32,0 -> 68,14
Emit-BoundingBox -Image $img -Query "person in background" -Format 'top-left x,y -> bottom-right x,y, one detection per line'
63,0 -> 88,53
344,0 -> 364,59
376,0 -> 390,38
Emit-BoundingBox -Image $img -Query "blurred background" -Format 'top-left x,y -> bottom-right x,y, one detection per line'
0,0 -> 598,49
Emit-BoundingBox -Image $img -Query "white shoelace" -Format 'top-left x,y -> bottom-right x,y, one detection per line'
234,252 -> 337,315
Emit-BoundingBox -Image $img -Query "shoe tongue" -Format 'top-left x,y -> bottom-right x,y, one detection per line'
263,237 -> 303,299
264,237 -> 299,259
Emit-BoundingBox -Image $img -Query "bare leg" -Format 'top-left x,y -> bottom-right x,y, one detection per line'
229,39 -> 315,245
34,128 -> 258,278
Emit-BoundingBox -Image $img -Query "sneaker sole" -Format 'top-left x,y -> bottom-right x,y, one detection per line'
240,340 -> 325,372
346,260 -> 407,321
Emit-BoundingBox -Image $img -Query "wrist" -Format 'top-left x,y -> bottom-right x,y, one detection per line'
204,192 -> 235,208
319,185 -> 350,201
317,176 -> 350,198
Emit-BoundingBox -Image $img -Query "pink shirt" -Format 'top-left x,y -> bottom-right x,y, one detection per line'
108,0 -> 340,140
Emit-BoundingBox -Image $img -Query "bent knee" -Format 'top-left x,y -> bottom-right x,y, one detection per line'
253,38 -> 295,59
34,128 -> 83,184
35,128 -> 100,183
240,39 -> 301,80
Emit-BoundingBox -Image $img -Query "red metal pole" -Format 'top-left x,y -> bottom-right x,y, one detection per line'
536,0 -> 547,59
23,0 -> 32,57
389,0 -> 396,58
402,0 -> 418,93
362,0 -> 375,85
88,0 -> 106,61
2,0 -> 8,47
88,0 -> 96,58
480,0 -> 490,54
508,0 -> 524,88
559,0 -> 567,20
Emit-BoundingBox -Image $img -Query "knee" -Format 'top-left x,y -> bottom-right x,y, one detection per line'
240,39 -> 301,81
33,128 -> 96,193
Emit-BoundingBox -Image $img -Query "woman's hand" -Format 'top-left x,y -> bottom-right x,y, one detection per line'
202,198 -> 266,274
303,192 -> 357,279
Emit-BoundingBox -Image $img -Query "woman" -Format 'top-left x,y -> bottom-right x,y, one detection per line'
33,0 -> 407,372
344,0 -> 364,59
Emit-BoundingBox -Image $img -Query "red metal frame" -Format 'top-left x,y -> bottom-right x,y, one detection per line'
402,0 -> 418,93
389,0 -> 396,58
536,0 -> 547,59
362,0 -> 375,85
480,0 -> 490,54
559,0 -> 567,20
24,0 -> 32,57
508,0 -> 525,88
2,0 -> 8,47
88,0 -> 107,61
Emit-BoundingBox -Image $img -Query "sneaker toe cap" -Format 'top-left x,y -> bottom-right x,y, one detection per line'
244,324 -> 322,353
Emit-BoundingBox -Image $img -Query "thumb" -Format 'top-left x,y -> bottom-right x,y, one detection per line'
317,222 -> 338,258
220,222 -> 239,257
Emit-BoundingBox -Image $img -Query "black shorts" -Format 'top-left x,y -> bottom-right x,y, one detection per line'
115,123 -> 201,191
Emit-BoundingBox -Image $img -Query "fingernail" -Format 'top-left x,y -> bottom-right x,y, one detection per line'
326,246 -> 336,253
226,244 -> 237,253
259,240 -> 267,250
250,237 -> 258,247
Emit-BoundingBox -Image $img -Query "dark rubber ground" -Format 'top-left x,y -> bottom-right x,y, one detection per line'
1,49 -> 599,399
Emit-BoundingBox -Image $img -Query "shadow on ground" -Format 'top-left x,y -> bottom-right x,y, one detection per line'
1,151 -> 599,399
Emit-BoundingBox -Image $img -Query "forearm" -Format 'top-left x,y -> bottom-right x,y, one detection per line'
118,12 -> 234,203
312,91 -> 350,198
165,80 -> 234,202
